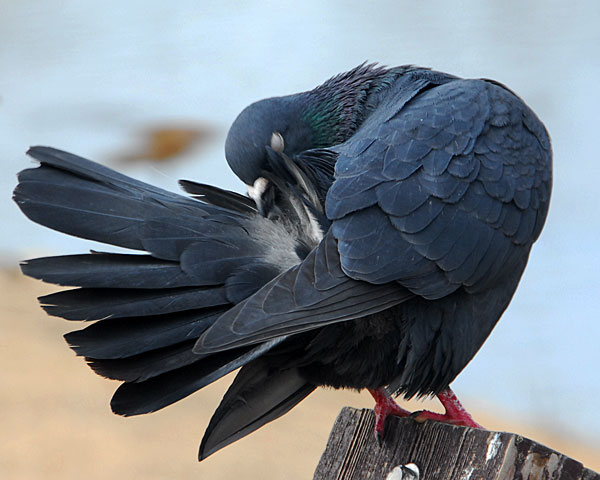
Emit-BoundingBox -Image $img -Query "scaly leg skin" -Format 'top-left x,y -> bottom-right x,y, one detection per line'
368,388 -> 411,445
412,387 -> 483,429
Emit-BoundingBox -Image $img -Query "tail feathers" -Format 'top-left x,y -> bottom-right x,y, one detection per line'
198,361 -> 316,460
13,147 -> 247,252
15,147 -> 282,302
39,285 -> 228,321
21,253 -> 198,289
138,214 -> 253,262
177,239 -> 261,284
64,309 -> 222,359
14,146 -> 325,438
15,163 -> 171,251
179,180 -> 256,214
225,262 -> 281,304
87,340 -> 206,382
23,146 -> 187,199
110,339 -> 283,416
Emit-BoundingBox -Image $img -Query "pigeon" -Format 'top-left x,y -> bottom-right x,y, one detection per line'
13,63 -> 552,460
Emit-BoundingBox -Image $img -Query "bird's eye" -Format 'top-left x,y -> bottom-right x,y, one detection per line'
270,132 -> 285,153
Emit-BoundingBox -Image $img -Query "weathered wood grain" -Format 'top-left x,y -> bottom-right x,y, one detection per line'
314,408 -> 600,480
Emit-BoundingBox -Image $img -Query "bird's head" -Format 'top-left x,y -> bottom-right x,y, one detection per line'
225,63 -> 395,199
225,95 -> 314,189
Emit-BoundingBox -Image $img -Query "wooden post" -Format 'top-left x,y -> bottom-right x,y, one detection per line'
314,408 -> 600,480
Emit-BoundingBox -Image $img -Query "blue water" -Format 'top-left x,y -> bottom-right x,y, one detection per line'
1,0 -> 599,442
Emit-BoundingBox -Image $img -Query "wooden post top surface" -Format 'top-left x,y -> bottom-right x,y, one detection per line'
314,407 -> 600,480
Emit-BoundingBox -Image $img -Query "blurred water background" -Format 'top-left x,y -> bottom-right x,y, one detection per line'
1,0 -> 599,447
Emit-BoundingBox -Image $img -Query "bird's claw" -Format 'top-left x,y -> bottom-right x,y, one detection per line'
369,388 -> 411,444
416,388 -> 484,428
410,408 -> 483,428
376,429 -> 384,447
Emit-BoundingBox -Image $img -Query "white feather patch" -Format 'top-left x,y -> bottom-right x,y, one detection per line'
247,177 -> 269,204
303,205 -> 324,243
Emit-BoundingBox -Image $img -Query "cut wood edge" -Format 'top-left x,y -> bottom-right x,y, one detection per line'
314,407 -> 600,480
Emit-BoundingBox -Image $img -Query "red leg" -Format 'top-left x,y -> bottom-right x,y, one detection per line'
368,388 -> 411,444
413,387 -> 483,429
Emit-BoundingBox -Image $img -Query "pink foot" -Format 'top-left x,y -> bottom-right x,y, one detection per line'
413,387 -> 483,429
368,388 -> 411,444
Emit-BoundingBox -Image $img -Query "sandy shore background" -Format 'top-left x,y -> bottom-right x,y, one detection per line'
1,269 -> 598,479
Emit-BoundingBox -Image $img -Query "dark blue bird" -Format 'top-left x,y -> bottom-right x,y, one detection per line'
13,63 -> 552,460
